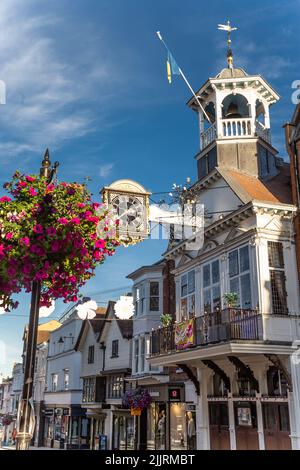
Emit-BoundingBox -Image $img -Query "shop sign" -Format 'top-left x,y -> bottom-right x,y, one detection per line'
175,319 -> 195,350
44,409 -> 54,417
149,391 -> 160,397
168,388 -> 181,401
62,408 -> 69,416
237,405 -> 252,427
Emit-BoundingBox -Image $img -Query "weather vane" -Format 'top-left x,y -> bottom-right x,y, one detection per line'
218,21 -> 238,69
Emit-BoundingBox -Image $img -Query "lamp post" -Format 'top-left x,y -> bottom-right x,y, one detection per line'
16,150 -> 59,450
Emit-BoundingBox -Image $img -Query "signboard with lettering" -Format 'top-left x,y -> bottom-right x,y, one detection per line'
44,409 -> 54,417
175,319 -> 195,350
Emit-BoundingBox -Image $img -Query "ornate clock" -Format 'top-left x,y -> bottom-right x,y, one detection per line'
101,179 -> 150,246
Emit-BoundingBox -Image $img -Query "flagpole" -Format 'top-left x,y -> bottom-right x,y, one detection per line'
156,31 -> 211,124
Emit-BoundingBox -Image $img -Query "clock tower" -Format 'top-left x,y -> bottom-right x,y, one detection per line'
188,38 -> 280,182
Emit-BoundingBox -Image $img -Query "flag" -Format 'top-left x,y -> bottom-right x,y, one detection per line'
167,51 -> 180,83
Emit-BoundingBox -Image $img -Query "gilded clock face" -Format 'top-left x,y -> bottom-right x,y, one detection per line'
111,194 -> 146,232
101,179 -> 150,246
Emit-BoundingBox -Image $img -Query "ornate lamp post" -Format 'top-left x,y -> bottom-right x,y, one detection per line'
16,150 -> 59,450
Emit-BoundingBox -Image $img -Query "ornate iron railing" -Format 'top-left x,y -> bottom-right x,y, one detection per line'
150,308 -> 262,356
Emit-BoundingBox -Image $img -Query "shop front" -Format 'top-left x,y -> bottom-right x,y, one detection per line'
43,406 -> 90,449
138,384 -> 196,450
112,411 -> 135,450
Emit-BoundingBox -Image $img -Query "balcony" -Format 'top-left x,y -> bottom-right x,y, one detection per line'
151,308 -> 262,356
200,119 -> 271,150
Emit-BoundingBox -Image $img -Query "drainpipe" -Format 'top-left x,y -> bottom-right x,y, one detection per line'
100,342 -> 106,372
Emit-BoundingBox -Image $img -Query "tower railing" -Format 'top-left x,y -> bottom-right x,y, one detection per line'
200,118 -> 271,150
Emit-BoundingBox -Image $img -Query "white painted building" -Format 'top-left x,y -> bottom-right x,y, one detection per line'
11,363 -> 23,417
149,52 -> 300,450
43,309 -> 88,449
127,260 -> 197,450
76,301 -> 133,450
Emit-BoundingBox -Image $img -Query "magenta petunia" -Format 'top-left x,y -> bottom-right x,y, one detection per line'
33,224 -> 43,234
29,187 -> 38,196
0,196 -> 12,203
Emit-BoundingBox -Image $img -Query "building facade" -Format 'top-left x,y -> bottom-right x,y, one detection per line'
43,310 -> 88,449
149,55 -> 300,450
127,260 -> 197,450
76,301 -> 133,450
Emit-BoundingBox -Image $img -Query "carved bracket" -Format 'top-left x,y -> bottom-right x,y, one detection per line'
176,364 -> 200,395
227,355 -> 259,392
264,354 -> 293,391
202,359 -> 231,392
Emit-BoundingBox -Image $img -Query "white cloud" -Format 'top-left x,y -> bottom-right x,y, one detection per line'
99,162 -> 114,178
0,0 -> 120,162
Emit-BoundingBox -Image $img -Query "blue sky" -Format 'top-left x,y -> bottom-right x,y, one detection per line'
0,0 -> 300,376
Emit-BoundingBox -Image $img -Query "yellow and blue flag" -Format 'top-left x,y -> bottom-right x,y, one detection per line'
167,51 -> 180,84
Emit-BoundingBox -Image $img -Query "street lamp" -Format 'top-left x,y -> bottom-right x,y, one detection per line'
16,150 -> 59,450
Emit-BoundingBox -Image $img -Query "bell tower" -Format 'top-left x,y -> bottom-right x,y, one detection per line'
188,23 -> 280,181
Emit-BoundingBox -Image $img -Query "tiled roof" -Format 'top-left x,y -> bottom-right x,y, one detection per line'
35,320 -> 61,345
219,165 -> 292,205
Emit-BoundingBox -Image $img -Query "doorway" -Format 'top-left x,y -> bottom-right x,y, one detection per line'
209,403 -> 230,450
263,403 -> 291,450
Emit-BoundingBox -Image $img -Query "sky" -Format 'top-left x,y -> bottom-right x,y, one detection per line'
0,0 -> 300,376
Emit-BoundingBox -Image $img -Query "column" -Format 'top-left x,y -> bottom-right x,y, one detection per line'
90,417 -> 94,450
196,367 -> 210,449
175,278 -> 181,321
289,353 -> 300,449
255,393 -> 265,450
227,393 -> 236,450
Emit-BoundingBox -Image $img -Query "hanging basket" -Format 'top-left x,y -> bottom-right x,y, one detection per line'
130,407 -> 142,416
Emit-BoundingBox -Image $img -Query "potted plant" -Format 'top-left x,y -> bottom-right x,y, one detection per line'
160,313 -> 173,328
122,388 -> 152,416
223,292 -> 238,308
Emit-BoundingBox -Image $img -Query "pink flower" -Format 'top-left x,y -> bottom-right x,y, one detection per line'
58,217 -> 68,225
20,237 -> 30,247
46,227 -> 56,236
51,241 -> 60,252
29,187 -> 38,196
71,217 -> 80,225
77,203 -> 85,208
33,224 -> 43,234
25,175 -> 35,183
0,244 -> 5,256
95,239 -> 105,249
46,184 -> 55,192
7,266 -> 17,277
18,181 -> 27,188
5,232 -> 13,240
0,196 -> 12,203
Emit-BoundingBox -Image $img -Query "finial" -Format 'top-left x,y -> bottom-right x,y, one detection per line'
40,148 -> 52,179
218,21 -> 238,69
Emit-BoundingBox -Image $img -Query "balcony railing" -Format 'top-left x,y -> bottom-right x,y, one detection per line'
150,308 -> 262,356
200,119 -> 271,150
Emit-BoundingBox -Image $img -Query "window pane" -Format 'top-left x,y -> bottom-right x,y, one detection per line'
229,250 -> 239,277
181,298 -> 187,319
188,294 -> 195,318
203,265 -> 210,288
240,273 -> 251,308
240,246 -> 250,272
212,260 -> 220,284
229,278 -> 240,306
150,297 -> 159,311
268,242 -> 284,268
279,404 -> 290,432
181,275 -> 188,297
150,282 -> 159,296
188,271 -> 195,293
203,289 -> 211,313
212,286 -> 221,310
270,271 -> 288,314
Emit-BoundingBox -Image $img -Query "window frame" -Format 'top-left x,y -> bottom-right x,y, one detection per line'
88,345 -> 95,364
149,281 -> 160,312
111,339 -> 119,358
228,245 -> 252,309
180,270 -> 195,320
202,259 -> 221,314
